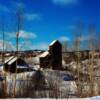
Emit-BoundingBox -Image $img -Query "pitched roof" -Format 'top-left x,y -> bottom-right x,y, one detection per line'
8,57 -> 17,65
5,56 -> 26,66
5,56 -> 29,68
40,51 -> 49,57
4,56 -> 14,63
49,40 -> 61,46
49,40 -> 58,46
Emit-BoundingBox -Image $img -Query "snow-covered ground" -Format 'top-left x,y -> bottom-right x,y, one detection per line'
0,96 -> 100,100
0,58 -> 100,98
42,69 -> 77,98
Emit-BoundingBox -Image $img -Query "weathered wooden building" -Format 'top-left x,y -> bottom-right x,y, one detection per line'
49,40 -> 62,70
32,40 -> 62,70
39,40 -> 62,70
4,56 -> 31,73
40,51 -> 51,68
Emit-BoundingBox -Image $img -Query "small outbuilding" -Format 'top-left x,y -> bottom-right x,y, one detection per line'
4,56 -> 31,73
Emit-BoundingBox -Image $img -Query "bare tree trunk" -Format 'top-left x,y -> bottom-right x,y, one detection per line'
88,24 -> 96,96
0,17 -> 7,98
13,8 -> 24,97
73,20 -> 84,97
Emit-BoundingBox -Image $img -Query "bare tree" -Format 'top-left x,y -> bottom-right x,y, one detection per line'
73,20 -> 84,97
13,7 -> 24,97
0,15 -> 11,98
62,40 -> 68,52
88,24 -> 96,96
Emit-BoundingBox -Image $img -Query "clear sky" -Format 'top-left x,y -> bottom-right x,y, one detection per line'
0,0 -> 100,50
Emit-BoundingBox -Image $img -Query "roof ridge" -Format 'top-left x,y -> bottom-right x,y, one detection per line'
5,56 -> 15,64
49,40 -> 59,46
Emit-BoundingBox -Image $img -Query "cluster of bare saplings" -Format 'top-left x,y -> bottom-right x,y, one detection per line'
62,22 -> 100,97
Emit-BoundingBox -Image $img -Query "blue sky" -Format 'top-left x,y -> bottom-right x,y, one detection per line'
0,0 -> 100,50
